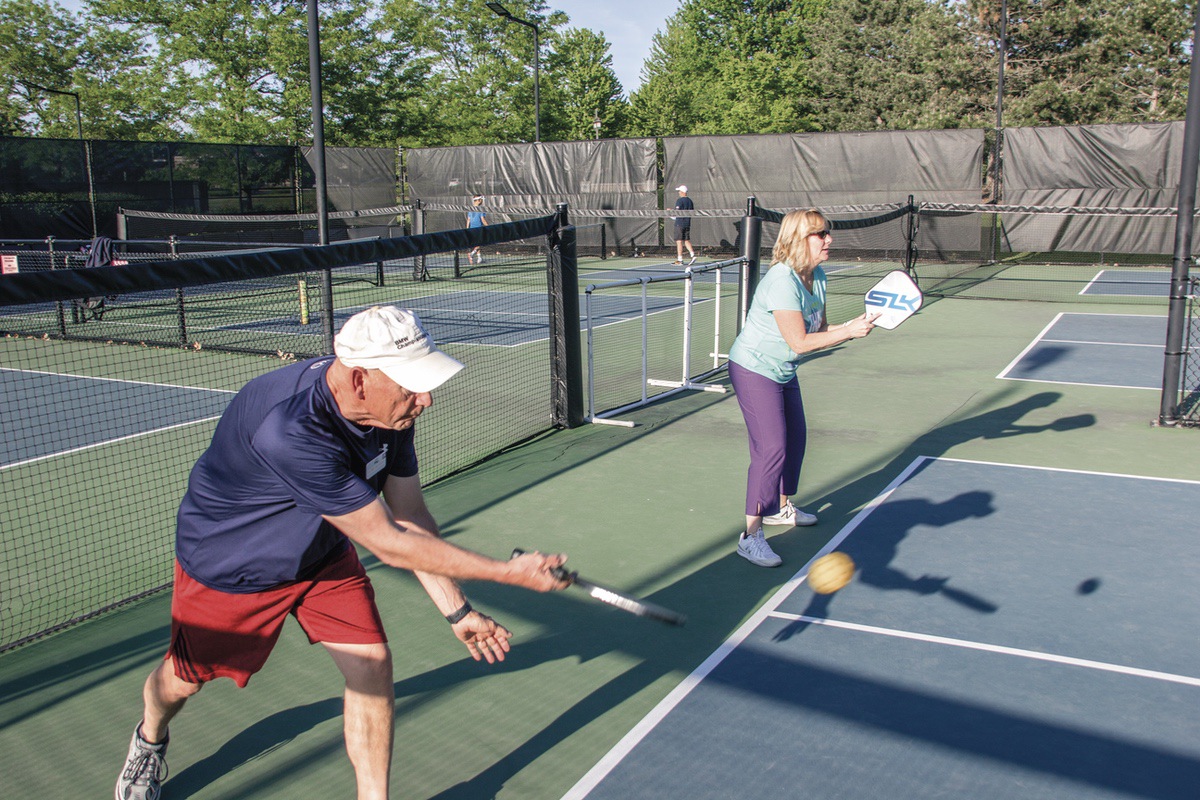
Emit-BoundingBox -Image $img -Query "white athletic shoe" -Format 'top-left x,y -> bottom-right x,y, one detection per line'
115,725 -> 168,800
687,255 -> 697,265
737,530 -> 782,567
762,500 -> 817,527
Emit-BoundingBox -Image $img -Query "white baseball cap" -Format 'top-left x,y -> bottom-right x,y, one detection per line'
334,306 -> 464,392
675,185 -> 688,192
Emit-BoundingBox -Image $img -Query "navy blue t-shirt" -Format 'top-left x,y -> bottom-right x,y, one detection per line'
674,196 -> 694,231
176,356 -> 417,593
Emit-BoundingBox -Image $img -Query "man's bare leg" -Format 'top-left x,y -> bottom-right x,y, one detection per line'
324,642 -> 395,800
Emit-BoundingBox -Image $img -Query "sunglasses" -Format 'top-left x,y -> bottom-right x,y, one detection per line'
808,229 -> 832,239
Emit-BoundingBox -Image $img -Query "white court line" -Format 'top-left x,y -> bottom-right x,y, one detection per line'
933,454 -> 1200,486
997,375 -> 1161,391
1079,269 -> 1171,296
560,456 -> 1200,799
770,615 -> 1200,688
995,313 -> 1063,380
561,456 -> 932,800
0,366 -> 238,393
995,312 -> 1168,388
1,415 -> 222,471
1040,338 -> 1162,348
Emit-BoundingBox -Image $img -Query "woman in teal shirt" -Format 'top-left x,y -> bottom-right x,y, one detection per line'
728,209 -> 878,567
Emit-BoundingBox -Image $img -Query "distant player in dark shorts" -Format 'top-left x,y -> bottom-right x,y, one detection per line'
466,195 -> 488,264
673,184 -> 696,266
115,306 -> 569,800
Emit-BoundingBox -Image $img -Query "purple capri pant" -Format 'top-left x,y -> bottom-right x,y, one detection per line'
728,360 -> 807,518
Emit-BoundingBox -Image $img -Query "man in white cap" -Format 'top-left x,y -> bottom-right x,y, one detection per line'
673,184 -> 696,266
116,306 -> 569,800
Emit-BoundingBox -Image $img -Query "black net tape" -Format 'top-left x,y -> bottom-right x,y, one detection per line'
0,214 -> 565,651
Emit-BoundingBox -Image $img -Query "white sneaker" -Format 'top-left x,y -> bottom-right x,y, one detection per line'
762,501 -> 817,527
687,255 -> 697,265
116,724 -> 168,800
737,531 -> 782,567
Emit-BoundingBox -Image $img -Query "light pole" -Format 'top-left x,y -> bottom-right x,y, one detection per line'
486,2 -> 540,143
593,111 -> 602,140
24,81 -> 97,238
993,0 -> 1007,205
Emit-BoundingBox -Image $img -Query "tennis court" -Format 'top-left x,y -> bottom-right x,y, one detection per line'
999,312 -> 1182,390
3,286 -> 1198,798
566,456 -> 1200,799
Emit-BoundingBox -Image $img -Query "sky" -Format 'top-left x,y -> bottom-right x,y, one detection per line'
548,0 -> 683,94
57,0 -> 682,96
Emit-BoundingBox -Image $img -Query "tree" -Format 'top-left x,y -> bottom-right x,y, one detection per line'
965,0 -> 1192,127
626,0 -> 823,137
804,0 -> 991,132
546,27 -> 627,140
81,0 -> 424,145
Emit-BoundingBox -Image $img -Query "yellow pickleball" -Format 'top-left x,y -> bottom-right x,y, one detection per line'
806,552 -> 855,594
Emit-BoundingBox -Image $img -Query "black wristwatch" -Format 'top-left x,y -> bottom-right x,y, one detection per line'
445,601 -> 473,624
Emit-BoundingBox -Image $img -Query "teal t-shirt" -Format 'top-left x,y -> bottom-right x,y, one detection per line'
728,262 -> 827,383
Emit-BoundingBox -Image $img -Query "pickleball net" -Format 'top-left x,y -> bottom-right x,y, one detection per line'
913,203 -> 1196,305
117,204 -> 414,245
0,213 -> 578,652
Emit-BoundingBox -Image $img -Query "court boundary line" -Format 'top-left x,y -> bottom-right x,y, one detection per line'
560,455 -> 1200,799
934,454 -> 1200,485
2,367 -> 234,470
769,614 -> 1200,688
0,365 -> 239,394
560,455 -> 931,800
1081,267 -> 1173,296
1,415 -> 222,471
996,312 -> 1171,390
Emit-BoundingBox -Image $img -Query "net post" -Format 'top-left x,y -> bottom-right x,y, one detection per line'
167,237 -> 187,344
413,199 -> 427,281
904,194 -> 919,278
48,236 -> 69,334
1160,1 -> 1200,427
548,203 -> 584,428
600,223 -> 607,260
115,208 -> 127,241
738,196 -> 763,333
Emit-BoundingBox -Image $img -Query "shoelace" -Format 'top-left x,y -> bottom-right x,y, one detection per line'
123,748 -> 167,784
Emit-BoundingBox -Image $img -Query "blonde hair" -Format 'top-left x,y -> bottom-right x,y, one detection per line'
771,209 -> 829,273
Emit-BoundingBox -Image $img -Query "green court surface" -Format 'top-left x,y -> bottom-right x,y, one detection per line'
2,292 -> 1197,798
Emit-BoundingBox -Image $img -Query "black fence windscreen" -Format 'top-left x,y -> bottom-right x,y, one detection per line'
0,213 -> 573,652
0,136 -> 396,240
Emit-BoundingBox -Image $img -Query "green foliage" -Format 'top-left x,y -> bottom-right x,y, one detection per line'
547,28 -> 627,140
805,0 -> 991,131
627,0 -> 821,136
965,0 -> 1193,126
0,0 -> 1193,146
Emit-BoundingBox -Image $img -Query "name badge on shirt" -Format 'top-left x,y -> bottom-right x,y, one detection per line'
365,444 -> 388,479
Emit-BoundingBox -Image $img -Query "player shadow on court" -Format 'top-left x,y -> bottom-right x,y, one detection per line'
1013,344 -> 1072,376
159,619 -> 694,799
769,390 -> 1094,642
772,490 -> 998,643
148,393 -> 1095,796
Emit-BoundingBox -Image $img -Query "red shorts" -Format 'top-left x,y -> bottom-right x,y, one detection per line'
168,544 -> 387,687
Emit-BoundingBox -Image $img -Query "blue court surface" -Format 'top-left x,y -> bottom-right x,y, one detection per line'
227,290 -> 688,347
1080,269 -> 1172,297
998,313 -> 1186,391
0,368 -> 232,467
565,457 -> 1200,800
581,262 -> 738,286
